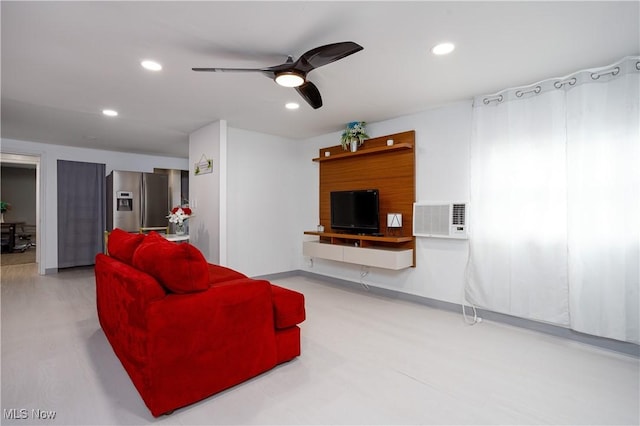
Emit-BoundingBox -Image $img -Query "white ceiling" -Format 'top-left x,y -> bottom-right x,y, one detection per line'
2,1 -> 638,158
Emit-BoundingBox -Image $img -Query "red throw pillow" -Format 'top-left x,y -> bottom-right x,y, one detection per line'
132,232 -> 209,294
108,228 -> 145,265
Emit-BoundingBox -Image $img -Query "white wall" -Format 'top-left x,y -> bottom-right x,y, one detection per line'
188,124 -> 305,276
297,100 -> 473,305
188,120 -> 225,264
226,127 -> 302,276
1,138 -> 188,273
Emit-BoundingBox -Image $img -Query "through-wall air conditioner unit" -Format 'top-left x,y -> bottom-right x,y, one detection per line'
413,202 -> 468,239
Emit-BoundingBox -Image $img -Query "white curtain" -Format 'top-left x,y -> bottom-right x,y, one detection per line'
467,57 -> 639,343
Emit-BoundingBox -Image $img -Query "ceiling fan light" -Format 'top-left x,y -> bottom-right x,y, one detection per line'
275,72 -> 304,88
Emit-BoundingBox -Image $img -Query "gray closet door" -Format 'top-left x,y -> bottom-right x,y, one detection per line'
57,160 -> 106,268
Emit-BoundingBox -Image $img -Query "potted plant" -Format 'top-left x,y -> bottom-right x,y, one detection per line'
340,121 -> 369,152
0,201 -> 10,223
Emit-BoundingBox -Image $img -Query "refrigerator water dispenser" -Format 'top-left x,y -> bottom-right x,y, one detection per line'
116,191 -> 133,211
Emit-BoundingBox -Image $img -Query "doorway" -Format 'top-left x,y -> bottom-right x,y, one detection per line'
0,153 -> 42,273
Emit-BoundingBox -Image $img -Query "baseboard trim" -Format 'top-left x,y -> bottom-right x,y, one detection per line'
274,270 -> 640,358
252,270 -> 301,281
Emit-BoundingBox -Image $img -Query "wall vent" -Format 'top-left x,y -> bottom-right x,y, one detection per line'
413,202 -> 468,239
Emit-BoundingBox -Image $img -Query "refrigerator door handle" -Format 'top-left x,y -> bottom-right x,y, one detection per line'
140,176 -> 145,229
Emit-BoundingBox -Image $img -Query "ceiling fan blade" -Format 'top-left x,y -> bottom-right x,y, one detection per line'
192,67 -> 260,72
294,42 -> 363,73
295,81 -> 323,109
192,67 -> 275,79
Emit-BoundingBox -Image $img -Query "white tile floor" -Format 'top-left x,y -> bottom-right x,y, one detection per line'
1,263 -> 639,425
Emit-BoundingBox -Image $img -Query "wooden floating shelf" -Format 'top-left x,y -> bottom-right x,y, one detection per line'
304,231 -> 413,244
312,143 -> 413,162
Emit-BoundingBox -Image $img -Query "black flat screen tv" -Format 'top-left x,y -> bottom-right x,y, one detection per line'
330,189 -> 380,234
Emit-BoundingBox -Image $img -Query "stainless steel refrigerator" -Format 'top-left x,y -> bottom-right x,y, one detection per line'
106,171 -> 169,232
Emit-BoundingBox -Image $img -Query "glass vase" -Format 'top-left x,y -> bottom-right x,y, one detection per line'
175,222 -> 185,235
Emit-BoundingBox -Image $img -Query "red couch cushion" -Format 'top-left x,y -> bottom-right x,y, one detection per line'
108,228 -> 145,265
132,232 -> 209,294
208,263 -> 247,285
270,284 -> 306,329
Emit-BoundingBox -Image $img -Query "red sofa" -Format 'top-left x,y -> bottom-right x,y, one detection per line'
94,229 -> 305,417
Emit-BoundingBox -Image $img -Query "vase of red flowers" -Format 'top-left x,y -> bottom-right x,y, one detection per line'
167,206 -> 192,235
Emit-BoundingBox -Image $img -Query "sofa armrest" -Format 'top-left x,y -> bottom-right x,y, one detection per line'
94,252 -> 169,383
142,278 -> 279,414
95,253 -> 166,333
95,253 -> 166,305
270,284 -> 306,329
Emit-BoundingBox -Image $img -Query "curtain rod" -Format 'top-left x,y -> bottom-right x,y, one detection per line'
476,56 -> 639,106
591,66 -> 620,80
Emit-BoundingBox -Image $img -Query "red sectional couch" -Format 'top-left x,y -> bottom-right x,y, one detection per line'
94,229 -> 305,416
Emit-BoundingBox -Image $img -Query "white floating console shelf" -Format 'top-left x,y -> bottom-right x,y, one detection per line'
303,233 -> 414,270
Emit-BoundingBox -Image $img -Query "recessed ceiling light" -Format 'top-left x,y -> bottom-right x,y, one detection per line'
102,109 -> 118,117
285,102 -> 300,110
431,42 -> 455,56
141,60 -> 162,71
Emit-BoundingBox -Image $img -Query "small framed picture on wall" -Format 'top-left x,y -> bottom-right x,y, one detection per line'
194,154 -> 213,175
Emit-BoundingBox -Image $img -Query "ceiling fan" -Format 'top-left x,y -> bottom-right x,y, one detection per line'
192,41 -> 363,109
